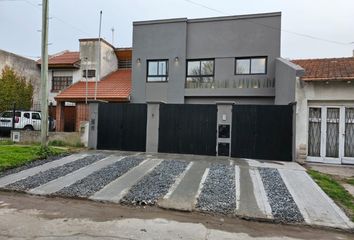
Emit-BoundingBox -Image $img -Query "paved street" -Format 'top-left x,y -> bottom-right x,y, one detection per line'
0,150 -> 353,230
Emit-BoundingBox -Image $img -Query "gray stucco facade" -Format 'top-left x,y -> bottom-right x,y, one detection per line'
131,12 -> 293,105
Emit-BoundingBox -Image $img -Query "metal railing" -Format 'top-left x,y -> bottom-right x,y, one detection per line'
185,78 -> 275,89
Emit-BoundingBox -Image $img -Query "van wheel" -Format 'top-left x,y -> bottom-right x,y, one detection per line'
24,125 -> 34,131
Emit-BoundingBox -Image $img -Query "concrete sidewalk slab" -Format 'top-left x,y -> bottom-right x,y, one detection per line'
28,155 -> 124,195
158,161 -> 209,211
90,159 -> 162,203
279,168 -> 354,229
0,153 -> 88,187
246,159 -> 306,171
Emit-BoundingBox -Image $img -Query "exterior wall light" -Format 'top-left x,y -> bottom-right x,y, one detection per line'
136,58 -> 141,64
174,57 -> 179,63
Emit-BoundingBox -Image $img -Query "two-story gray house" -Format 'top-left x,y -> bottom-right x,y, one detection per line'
131,12 -> 301,105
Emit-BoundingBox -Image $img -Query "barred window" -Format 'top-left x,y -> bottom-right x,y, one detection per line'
52,76 -> 73,92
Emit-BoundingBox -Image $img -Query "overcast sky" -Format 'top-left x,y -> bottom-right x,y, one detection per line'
0,0 -> 353,59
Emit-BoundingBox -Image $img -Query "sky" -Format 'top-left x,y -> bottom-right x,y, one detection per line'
0,0 -> 353,60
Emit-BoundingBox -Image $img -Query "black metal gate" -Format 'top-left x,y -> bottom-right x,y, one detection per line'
97,103 -> 147,151
158,104 -> 217,156
231,105 -> 293,161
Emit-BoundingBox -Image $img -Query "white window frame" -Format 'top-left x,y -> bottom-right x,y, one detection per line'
307,106 -> 354,164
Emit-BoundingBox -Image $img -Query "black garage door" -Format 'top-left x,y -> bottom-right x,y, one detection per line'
231,105 -> 293,161
158,104 -> 217,156
97,103 -> 147,151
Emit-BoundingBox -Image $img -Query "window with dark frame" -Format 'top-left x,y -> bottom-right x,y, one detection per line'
82,69 -> 96,78
147,60 -> 168,82
235,57 -> 267,75
186,59 -> 215,83
52,76 -> 73,92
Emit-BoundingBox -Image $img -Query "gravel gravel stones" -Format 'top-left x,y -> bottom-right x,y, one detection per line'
5,154 -> 106,191
258,167 -> 304,223
55,156 -> 144,198
196,163 -> 236,215
121,160 -> 188,206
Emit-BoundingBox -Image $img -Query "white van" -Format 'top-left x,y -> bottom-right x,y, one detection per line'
0,111 -> 55,131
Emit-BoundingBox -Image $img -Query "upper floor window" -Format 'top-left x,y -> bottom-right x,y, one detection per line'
52,76 -> 73,92
147,60 -> 168,82
186,59 -> 214,83
82,69 -> 96,78
235,57 -> 267,75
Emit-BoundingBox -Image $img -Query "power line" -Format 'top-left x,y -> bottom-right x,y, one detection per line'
23,0 -> 90,35
183,0 -> 352,46
1,0 -> 90,35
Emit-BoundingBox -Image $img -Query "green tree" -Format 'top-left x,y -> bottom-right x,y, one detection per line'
0,66 -> 34,112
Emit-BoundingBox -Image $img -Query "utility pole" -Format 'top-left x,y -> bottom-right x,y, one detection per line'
40,0 -> 49,147
95,10 -> 102,100
85,57 -> 88,104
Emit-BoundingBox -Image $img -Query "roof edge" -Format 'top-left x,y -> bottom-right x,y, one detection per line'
133,18 -> 187,26
189,12 -> 281,23
133,12 -> 281,26
79,38 -> 115,50
302,77 -> 354,82
292,57 -> 354,62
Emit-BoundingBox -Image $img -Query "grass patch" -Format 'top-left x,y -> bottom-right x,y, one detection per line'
0,140 -> 13,145
0,145 -> 66,172
346,178 -> 354,186
308,170 -> 354,221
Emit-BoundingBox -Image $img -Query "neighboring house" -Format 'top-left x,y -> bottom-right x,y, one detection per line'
0,49 -> 41,110
55,69 -> 131,132
131,12 -> 301,105
37,38 -> 132,132
292,56 -> 354,165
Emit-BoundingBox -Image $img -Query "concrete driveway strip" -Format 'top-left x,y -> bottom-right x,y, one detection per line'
238,167 -> 273,219
158,161 -> 210,211
28,155 -> 125,195
0,153 -> 88,188
90,159 -> 163,203
279,169 -> 354,229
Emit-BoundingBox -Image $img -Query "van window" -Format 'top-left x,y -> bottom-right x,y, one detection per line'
32,113 -> 41,120
23,113 -> 30,119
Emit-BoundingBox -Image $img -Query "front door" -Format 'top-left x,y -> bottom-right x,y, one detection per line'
307,106 -> 354,164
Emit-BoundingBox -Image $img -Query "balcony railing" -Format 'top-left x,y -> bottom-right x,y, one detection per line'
185,78 -> 275,89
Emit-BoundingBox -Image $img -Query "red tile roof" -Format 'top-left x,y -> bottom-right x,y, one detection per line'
292,57 -> 354,82
55,70 -> 131,102
37,51 -> 80,68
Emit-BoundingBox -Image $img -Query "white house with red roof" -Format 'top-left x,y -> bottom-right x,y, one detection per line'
37,39 -> 132,132
292,56 -> 354,165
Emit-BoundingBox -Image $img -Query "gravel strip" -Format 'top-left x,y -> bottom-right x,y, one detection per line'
196,163 -> 236,215
0,153 -> 70,178
5,154 -> 106,191
258,167 -> 304,223
121,160 -> 188,206
55,156 -> 145,198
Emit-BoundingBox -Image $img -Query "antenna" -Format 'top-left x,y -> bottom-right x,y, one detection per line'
111,27 -> 115,46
